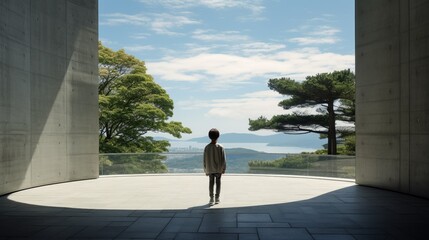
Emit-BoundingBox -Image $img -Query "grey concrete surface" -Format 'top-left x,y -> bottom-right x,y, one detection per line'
1,175 -> 429,239
356,0 -> 429,198
0,0 -> 99,195
1,0 -> 428,220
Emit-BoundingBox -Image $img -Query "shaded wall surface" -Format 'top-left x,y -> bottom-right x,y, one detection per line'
0,0 -> 99,196
356,0 -> 429,198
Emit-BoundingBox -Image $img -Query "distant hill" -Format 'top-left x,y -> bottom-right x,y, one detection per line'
151,136 -> 172,141
187,133 -> 325,149
224,147 -> 262,154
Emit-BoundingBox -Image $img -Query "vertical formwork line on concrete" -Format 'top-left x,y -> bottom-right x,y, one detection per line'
0,0 -> 99,196
356,0 -> 429,199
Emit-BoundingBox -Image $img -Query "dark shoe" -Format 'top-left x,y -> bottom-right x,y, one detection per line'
209,197 -> 214,204
215,197 -> 220,204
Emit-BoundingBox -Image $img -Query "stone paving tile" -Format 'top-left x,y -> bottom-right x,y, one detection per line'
239,233 -> 259,240
312,234 -> 356,240
222,208 -> 241,213
31,225 -> 86,239
352,234 -> 396,240
335,204 -> 392,214
62,216 -> 137,227
258,228 -> 313,240
89,209 -> 134,217
70,238 -> 116,240
219,227 -> 258,234
129,210 -> 175,217
163,217 -> 201,232
337,197 -> 376,204
384,226 -> 428,240
117,239 -> 154,240
190,209 -> 218,214
174,212 -> 204,218
304,196 -> 344,204
278,205 -> 305,214
345,228 -> 386,235
346,214 -> 396,228
198,213 -> 237,232
0,216 -> 69,226
286,213 -> 358,228
156,232 -> 177,240
238,222 -> 291,228
237,213 -> 272,223
384,204 -> 421,214
306,227 -> 349,234
117,217 -> 171,239
107,221 -> 135,227
143,212 -> 177,218
175,232 -> 238,240
300,204 -> 342,214
71,225 -> 128,238
54,209 -> 95,217
199,221 -> 236,232
0,225 -> 46,238
2,210 -> 63,217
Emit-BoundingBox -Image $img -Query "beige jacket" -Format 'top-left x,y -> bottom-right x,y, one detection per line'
203,143 -> 226,174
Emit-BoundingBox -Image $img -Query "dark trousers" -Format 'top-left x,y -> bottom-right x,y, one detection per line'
209,173 -> 222,198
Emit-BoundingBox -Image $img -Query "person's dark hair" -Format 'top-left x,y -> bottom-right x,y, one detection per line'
208,128 -> 220,140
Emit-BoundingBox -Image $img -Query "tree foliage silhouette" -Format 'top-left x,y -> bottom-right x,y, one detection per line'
249,69 -> 355,155
98,42 -> 191,153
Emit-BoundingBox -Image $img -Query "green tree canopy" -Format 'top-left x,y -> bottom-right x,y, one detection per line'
249,69 -> 355,155
99,42 -> 191,153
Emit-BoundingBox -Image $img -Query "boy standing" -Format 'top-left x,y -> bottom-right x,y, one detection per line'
204,128 -> 226,204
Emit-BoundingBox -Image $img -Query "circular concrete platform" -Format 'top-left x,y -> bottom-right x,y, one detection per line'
8,174 -> 355,210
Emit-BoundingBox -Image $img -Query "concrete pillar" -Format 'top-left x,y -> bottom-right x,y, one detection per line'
0,0 -> 98,196
356,0 -> 429,198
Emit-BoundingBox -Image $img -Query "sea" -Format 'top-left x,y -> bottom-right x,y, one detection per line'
168,141 -> 317,154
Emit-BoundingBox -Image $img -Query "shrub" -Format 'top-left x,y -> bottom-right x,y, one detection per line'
248,155 -> 316,169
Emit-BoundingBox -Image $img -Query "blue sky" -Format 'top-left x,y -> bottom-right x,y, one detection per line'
99,0 -> 355,139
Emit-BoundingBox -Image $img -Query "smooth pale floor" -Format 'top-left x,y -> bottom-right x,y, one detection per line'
1,174 -> 428,239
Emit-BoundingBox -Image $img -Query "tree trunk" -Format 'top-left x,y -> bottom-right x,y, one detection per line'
327,102 -> 337,155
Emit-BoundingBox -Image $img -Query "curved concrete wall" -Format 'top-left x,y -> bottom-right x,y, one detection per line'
0,0 -> 98,196
356,0 -> 429,198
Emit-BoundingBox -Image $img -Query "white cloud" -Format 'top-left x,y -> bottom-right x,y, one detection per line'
311,26 -> 340,36
309,14 -> 335,23
139,0 -> 265,15
234,42 -> 286,55
192,29 -> 249,42
177,99 -> 211,110
146,48 -> 355,89
184,43 -> 225,55
241,90 -> 283,98
175,90 -> 347,136
289,37 -> 339,45
177,90 -> 286,121
100,12 -> 199,35
100,13 -> 150,25
177,91 -> 336,135
289,25 -> 341,46
124,45 -> 155,52
183,41 -> 285,56
151,13 -> 200,35
131,33 -> 151,39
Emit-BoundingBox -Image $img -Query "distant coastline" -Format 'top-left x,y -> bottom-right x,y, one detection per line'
167,141 -> 319,154
156,132 -> 325,154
